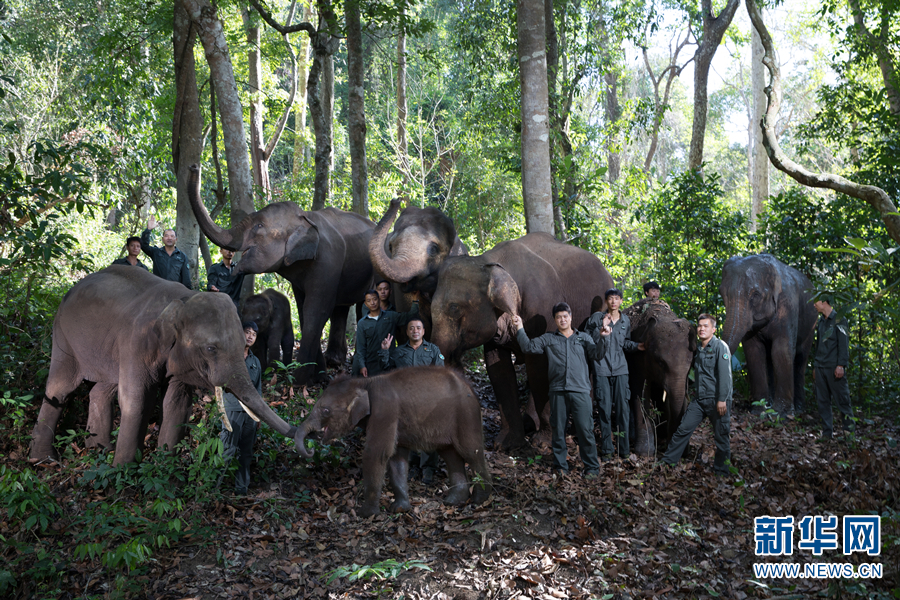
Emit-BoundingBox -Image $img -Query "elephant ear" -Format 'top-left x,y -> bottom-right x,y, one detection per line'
284,216 -> 319,266
485,263 -> 521,316
688,323 -> 698,354
348,388 -> 371,428
154,299 -> 185,350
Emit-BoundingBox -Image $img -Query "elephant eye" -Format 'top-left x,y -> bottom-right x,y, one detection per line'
427,243 -> 439,257
322,408 -> 331,417
206,345 -> 216,353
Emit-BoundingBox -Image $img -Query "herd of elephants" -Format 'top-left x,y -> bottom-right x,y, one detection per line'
28,165 -> 820,513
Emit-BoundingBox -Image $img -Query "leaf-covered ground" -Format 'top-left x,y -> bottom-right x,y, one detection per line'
3,364 -> 899,600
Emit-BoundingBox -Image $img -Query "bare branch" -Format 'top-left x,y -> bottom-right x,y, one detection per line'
247,0 -> 315,35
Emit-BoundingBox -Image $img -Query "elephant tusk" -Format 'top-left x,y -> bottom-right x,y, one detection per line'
238,400 -> 261,423
662,390 -> 667,404
216,386 -> 232,432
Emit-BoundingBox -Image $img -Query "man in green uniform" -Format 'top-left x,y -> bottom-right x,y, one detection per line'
220,322 -> 263,495
379,318 -> 445,483
660,314 -> 733,476
351,289 -> 419,377
207,246 -> 246,310
376,280 -> 395,312
111,236 -> 149,270
586,288 -> 641,460
813,295 -> 854,440
141,216 -> 192,288
514,303 -> 611,479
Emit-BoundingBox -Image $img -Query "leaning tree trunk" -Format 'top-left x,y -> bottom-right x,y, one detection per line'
516,0 -> 554,235
745,0 -> 900,245
292,3 -> 312,177
242,5 -> 270,198
749,17 -> 768,230
346,0 -> 368,217
182,0 -> 255,223
688,0 -> 740,171
174,0 -> 203,287
309,0 -> 338,211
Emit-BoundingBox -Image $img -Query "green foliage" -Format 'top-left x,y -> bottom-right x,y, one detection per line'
325,558 -> 432,584
635,167 -> 753,318
0,465 -> 60,533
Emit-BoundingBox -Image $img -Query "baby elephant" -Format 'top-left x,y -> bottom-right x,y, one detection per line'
296,367 -> 492,517
241,288 -> 294,371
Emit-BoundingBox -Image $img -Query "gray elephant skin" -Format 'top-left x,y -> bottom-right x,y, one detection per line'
30,266 -> 304,465
624,299 -> 696,456
720,254 -> 817,415
428,232 -> 612,451
241,288 -> 294,371
187,164 -> 375,385
296,367 -> 491,517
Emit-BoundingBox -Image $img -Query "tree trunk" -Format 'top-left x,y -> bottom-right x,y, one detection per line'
174,0 -> 203,286
605,70 -> 621,184
182,0 -> 254,223
750,19 -> 768,230
516,0 -> 554,235
848,0 -> 900,116
309,0 -> 338,211
397,7 -> 409,195
242,6 -> 270,199
346,0 -> 368,217
544,0 -> 566,240
292,4 -> 312,177
688,0 -> 740,170
746,0 -> 900,245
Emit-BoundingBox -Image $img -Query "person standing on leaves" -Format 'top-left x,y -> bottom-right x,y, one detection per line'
141,216 -> 192,288
586,288 -> 641,461
207,246 -> 246,310
659,314 -> 733,476
813,294 -> 854,440
379,318 -> 445,484
220,322 -> 263,495
514,303 -> 612,480
111,236 -> 149,270
351,289 -> 420,377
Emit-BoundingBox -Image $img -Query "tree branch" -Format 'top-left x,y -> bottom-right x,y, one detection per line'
745,0 -> 900,245
247,0 -> 315,35
263,0 -> 299,161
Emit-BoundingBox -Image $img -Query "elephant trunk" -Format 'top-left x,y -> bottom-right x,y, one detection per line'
224,372 -> 305,453
369,199 -> 427,283
294,419 -> 316,459
188,164 -> 248,251
721,300 -> 749,354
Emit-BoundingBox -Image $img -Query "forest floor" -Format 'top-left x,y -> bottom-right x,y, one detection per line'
3,362 -> 899,600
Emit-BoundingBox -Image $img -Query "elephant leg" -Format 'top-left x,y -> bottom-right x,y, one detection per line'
439,449 -> 470,506
30,351 -> 82,461
256,333 -> 270,372
294,298 -> 331,386
158,381 -> 192,453
793,341 -> 813,414
113,378 -> 153,465
324,305 -> 349,367
358,422 -> 397,517
280,327 -> 295,369
742,336 -> 769,412
630,372 -> 655,457
484,343 -> 526,452
523,355 -> 552,443
86,382 -> 118,450
387,447 -> 411,513
770,338 -> 796,416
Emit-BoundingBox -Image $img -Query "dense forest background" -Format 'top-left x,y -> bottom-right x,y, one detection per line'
1,0 -> 900,597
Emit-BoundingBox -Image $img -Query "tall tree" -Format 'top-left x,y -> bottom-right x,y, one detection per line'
346,0 -> 369,217
293,2 -> 313,176
397,4 -> 410,197
746,0 -> 900,245
517,0 -> 554,234
749,16 -> 767,229
173,0 -> 203,285
688,0 -> 740,170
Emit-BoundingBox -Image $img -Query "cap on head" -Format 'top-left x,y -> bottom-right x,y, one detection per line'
242,321 -> 259,333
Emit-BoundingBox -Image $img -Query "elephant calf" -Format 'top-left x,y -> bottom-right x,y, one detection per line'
241,288 -> 295,371
296,367 -> 492,517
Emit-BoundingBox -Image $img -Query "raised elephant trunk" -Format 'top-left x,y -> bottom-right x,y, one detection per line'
369,199 -> 425,283
187,164 -> 247,251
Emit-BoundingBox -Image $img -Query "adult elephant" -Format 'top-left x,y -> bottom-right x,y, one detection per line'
187,165 -> 376,385
30,266 -> 304,465
429,233 -> 612,451
623,299 -> 696,456
720,254 -> 817,416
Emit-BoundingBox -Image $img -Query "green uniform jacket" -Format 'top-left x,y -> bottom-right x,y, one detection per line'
693,335 -> 732,404
379,341 -> 444,370
814,311 -> 850,368
585,311 -> 639,378
140,229 -> 192,289
223,349 -> 262,412
207,261 -> 246,306
352,304 -> 420,375
516,328 -> 609,393
111,258 -> 149,271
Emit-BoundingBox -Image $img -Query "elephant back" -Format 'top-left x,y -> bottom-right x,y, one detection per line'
625,298 -> 673,341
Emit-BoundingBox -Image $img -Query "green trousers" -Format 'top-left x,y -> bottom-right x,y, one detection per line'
549,391 -> 600,473
220,410 -> 257,494
596,374 -> 630,458
661,397 -> 731,475
815,367 -> 854,437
